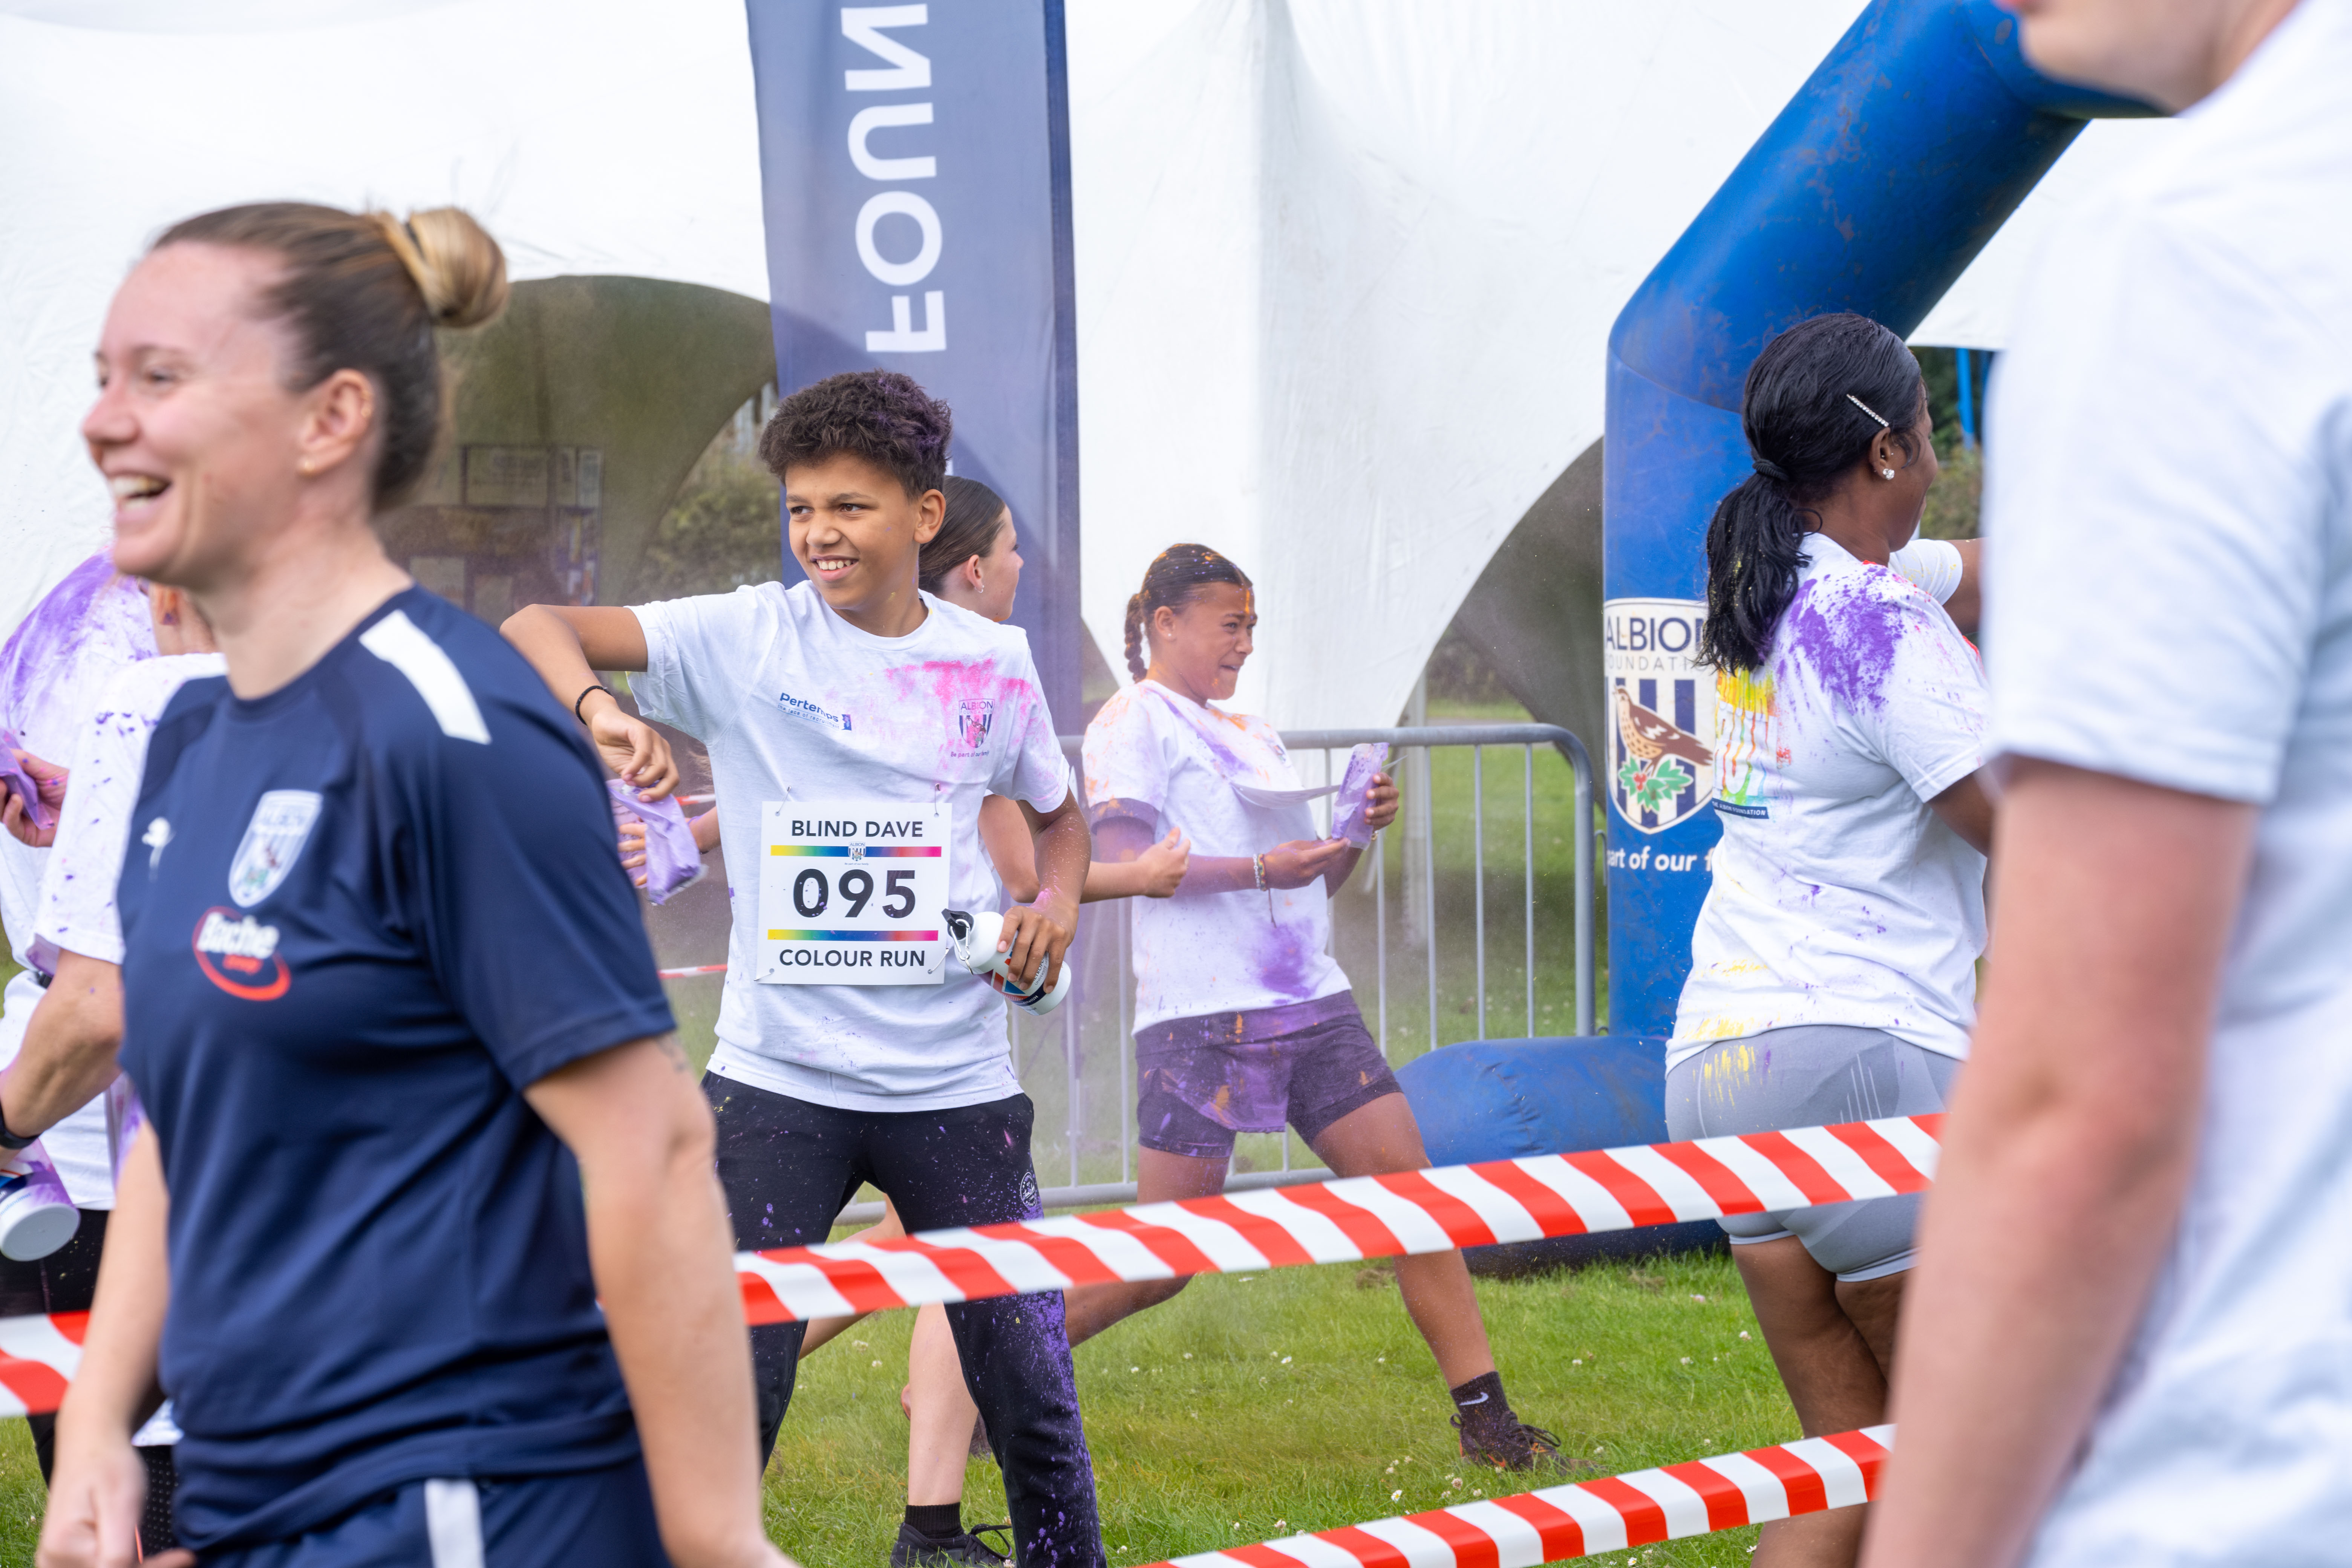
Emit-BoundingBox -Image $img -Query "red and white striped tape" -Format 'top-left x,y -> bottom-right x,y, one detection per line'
0,1311 -> 83,1419
734,1114 -> 1941,1325
657,963 -> 728,978
1144,1424 -> 1894,1568
0,1115 -> 1939,1416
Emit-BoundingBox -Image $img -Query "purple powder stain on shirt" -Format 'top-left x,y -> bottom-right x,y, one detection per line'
1775,571 -> 1913,713
608,781 -> 702,905
0,554 -> 155,738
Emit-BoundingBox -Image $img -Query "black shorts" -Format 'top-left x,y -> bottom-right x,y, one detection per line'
1135,995 -> 1402,1159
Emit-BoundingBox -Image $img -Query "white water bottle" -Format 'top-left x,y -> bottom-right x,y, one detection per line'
943,908 -> 1073,1015
0,1145 -> 79,1262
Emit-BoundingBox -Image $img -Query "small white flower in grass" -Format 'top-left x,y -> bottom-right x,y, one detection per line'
1281,1355 -> 1292,1364
1691,1294 -> 1706,1302
1390,1490 -> 1403,1502
1740,1330 -> 1752,1340
1571,1358 -> 1583,1366
871,1360 -> 884,1368
1274,1521 -> 1286,1531
1131,1366 -> 1141,1373
1680,1357 -> 1692,1364
1184,1352 -> 1194,1360
1377,1356 -> 1386,1363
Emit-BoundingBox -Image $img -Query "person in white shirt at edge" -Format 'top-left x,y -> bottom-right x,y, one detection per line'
0,560 -> 161,1550
0,582 -> 224,1557
644,473 -> 1189,1568
1072,544 -> 1570,1474
1863,2 -> 2348,1565
1670,312 -> 1994,1568
502,371 -> 1110,1568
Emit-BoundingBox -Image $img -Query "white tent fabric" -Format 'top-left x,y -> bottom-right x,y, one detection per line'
0,0 -> 2172,728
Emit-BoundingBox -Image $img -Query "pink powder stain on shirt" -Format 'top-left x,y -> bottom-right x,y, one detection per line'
885,658 -> 1046,780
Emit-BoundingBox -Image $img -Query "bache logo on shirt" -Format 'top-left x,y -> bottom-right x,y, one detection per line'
191,907 -> 290,1001
778,691 -> 853,732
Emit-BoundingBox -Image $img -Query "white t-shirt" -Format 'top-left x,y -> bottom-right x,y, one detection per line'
0,557 -> 153,1210
0,555 -> 154,978
1983,6 -> 2352,1561
1083,681 -> 1352,1032
1669,534 -> 1986,1071
23,654 -> 225,1207
632,582 -> 1068,1110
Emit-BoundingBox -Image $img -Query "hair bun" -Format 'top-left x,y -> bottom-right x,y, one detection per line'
374,207 -> 509,331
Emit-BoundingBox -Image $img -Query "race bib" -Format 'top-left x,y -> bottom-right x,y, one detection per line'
757,801 -> 949,985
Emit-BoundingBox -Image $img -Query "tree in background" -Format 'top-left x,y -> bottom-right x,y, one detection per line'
636,430 -> 784,602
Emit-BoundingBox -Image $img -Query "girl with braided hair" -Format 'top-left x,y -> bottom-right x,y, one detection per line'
1075,546 -> 1567,1474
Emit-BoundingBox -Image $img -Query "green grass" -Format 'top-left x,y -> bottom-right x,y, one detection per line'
768,1249 -> 1788,1568
0,1251 -> 1800,1567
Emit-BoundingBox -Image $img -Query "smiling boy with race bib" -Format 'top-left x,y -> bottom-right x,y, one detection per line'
504,370 -> 1103,1568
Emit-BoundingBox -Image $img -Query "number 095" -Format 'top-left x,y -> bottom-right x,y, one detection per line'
791,866 -> 919,920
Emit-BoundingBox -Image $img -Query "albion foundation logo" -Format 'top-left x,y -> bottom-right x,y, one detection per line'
1603,597 -> 1717,835
951,698 -> 996,758
192,907 -> 289,1001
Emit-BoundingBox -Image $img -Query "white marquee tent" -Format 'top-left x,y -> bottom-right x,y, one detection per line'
0,0 -> 2171,727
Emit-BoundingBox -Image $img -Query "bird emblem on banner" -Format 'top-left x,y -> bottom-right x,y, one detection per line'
1612,685 -> 1714,822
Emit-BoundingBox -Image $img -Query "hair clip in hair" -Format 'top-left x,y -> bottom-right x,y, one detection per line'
1846,393 -> 1890,428
1752,457 -> 1789,481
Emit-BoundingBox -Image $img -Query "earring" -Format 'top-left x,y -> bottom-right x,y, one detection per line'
1880,467 -> 1895,480
297,458 -> 315,476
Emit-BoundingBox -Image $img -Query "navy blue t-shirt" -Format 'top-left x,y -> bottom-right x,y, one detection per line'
116,589 -> 676,1551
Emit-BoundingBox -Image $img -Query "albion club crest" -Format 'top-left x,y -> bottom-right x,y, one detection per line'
1603,598 -> 1718,834
228,790 -> 324,908
952,698 -> 996,758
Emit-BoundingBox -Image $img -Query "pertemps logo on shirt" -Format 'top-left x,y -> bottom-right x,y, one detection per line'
777,691 -> 853,733
228,790 -> 323,908
192,907 -> 289,1001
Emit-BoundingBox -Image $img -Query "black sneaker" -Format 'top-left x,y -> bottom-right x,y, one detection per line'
1455,1415 -> 1584,1475
890,1522 -> 1012,1568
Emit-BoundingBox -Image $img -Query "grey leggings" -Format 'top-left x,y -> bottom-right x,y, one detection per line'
1665,1025 -> 1959,1282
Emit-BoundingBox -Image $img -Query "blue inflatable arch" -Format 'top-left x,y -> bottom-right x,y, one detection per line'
1599,0 -> 2155,1035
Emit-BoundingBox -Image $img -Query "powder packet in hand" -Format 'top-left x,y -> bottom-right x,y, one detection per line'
0,729 -> 53,833
1333,742 -> 1389,847
607,780 -> 705,905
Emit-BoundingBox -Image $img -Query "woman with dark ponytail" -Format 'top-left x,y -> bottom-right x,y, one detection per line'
1078,547 -> 1566,1474
1669,313 -> 1992,1568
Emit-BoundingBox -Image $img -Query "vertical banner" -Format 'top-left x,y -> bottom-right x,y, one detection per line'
745,1 -> 1082,724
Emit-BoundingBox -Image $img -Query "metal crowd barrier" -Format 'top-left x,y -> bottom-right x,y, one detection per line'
835,723 -> 1597,1225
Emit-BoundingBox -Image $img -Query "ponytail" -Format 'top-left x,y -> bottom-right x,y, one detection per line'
1123,544 -> 1251,682
1698,477 -> 1812,673
1698,312 -> 1926,673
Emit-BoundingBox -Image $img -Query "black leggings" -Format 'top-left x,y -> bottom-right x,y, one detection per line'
0,1208 -> 178,1553
705,1078 -> 1104,1568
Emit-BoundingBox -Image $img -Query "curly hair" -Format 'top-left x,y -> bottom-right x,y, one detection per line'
758,369 -> 952,498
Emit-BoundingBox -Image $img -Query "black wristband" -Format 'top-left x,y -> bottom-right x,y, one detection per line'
573,682 -> 612,724
0,1109 -> 35,1152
